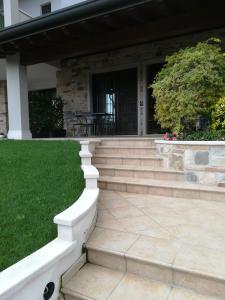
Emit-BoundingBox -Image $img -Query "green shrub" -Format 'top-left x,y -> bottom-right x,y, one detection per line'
182,130 -> 225,141
29,90 -> 64,137
211,96 -> 225,131
151,38 -> 225,133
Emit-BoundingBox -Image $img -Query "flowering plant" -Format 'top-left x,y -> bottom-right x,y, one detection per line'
163,132 -> 177,141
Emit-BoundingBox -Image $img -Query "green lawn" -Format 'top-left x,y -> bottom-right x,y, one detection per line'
0,141 -> 84,271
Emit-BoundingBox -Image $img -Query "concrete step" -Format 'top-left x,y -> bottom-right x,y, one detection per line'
100,138 -> 156,147
95,145 -> 157,156
93,154 -> 163,167
87,227 -> 225,298
98,176 -> 225,202
95,164 -> 185,182
62,263 -> 220,299
87,190 -> 225,299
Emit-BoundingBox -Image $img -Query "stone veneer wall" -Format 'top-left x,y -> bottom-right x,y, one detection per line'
0,81 -> 8,135
156,141 -> 225,186
57,27 -> 225,136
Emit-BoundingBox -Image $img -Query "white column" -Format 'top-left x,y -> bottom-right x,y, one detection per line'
6,54 -> 32,140
3,0 -> 19,26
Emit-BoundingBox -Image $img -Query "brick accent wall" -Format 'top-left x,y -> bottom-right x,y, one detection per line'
0,81 -> 8,135
57,27 -> 225,136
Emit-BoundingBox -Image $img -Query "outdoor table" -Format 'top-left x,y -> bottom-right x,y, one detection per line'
72,112 -> 113,136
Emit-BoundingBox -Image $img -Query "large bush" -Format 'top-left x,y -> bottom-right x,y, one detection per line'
151,38 -> 225,133
29,90 -> 64,137
211,96 -> 225,131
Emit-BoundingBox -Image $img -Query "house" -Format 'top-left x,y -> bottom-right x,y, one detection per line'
0,0 -> 225,139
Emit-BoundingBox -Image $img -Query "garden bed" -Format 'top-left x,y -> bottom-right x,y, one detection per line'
0,141 -> 84,271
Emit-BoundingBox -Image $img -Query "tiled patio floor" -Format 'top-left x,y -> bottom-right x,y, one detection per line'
93,190 -> 225,282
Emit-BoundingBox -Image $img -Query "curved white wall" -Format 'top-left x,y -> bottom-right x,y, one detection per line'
0,140 -> 100,300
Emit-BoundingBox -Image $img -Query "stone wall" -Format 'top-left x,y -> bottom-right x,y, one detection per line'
156,141 -> 225,186
0,81 -> 8,135
57,27 -> 225,136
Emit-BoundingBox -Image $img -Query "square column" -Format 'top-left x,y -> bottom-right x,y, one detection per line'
3,0 -> 19,27
6,54 -> 32,140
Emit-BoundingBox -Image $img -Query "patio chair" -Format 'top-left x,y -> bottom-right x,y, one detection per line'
72,112 -> 96,136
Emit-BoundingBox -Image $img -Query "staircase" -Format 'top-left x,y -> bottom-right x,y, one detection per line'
62,138 -> 225,300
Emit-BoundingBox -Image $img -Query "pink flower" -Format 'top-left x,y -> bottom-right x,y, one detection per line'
163,132 -> 177,141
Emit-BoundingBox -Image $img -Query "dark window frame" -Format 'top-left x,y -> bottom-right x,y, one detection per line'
41,2 -> 51,15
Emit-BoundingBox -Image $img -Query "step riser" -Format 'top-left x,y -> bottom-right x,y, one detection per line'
101,140 -> 155,147
88,248 -> 225,298
98,168 -> 185,182
93,157 -> 163,167
98,181 -> 225,202
65,296 -> 83,300
95,148 -> 157,156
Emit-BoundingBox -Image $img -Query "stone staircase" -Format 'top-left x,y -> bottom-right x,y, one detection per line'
62,138 -> 225,300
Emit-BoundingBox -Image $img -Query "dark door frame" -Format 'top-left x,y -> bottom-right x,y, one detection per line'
143,60 -> 164,135
90,65 -> 139,135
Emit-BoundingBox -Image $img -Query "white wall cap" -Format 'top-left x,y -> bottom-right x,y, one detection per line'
80,140 -> 90,145
155,140 -> 225,146
82,165 -> 99,179
80,139 -> 101,145
0,238 -> 76,299
54,188 -> 99,227
79,151 -> 92,158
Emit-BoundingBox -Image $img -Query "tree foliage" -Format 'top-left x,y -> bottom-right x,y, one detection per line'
211,96 -> 225,131
151,38 -> 225,133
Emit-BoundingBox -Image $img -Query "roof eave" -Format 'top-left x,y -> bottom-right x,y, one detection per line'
0,0 -> 152,44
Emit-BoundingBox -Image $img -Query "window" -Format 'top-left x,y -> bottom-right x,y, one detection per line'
41,2 -> 51,15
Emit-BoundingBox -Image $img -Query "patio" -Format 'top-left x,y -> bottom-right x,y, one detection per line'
61,137 -> 225,299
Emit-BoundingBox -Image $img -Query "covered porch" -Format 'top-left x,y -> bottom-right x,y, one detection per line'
0,0 -> 225,138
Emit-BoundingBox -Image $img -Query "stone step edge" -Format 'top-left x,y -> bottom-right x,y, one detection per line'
61,287 -> 91,300
100,137 -> 158,141
87,246 -> 225,298
99,176 -> 225,193
96,146 -> 157,149
61,263 -> 221,300
93,154 -> 163,159
87,246 -> 225,282
95,164 -> 184,174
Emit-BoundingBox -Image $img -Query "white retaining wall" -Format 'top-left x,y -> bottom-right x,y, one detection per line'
0,140 -> 99,300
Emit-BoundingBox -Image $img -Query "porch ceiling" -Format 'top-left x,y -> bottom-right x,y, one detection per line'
0,0 -> 225,65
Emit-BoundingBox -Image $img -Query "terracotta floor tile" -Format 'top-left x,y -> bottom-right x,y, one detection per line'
109,206 -> 144,219
126,235 -> 181,266
64,264 -> 124,300
173,244 -> 225,278
87,228 -> 138,253
108,273 -> 171,300
119,215 -> 172,239
168,287 -> 218,300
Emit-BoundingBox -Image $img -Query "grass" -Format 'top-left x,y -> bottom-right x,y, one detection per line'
0,141 -> 84,271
